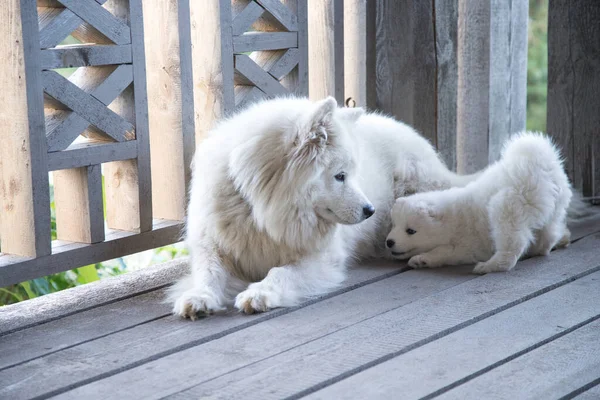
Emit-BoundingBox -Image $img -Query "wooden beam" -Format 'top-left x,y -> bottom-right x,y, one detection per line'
232,31 -> 298,53
142,0 -> 188,221
308,0 -> 344,103
0,220 -> 182,287
40,45 -> 132,69
54,165 -> 105,244
0,0 -> 51,257
103,0 -> 152,233
190,0 -> 234,144
548,0 -> 600,201
343,0 -> 366,108
47,141 -> 137,171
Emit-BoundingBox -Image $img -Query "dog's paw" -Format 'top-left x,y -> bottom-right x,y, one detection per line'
408,255 -> 430,268
234,285 -> 280,314
473,261 -> 510,274
172,289 -> 226,320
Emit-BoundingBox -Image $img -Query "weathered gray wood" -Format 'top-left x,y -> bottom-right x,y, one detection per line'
232,1 -> 264,36
306,271 -> 600,399
268,48 -> 299,79
42,70 -> 133,142
436,320 -> 600,400
574,384 -> 600,400
47,141 -> 137,171
0,262 -> 411,400
178,0 -> 195,190
0,219 -> 182,288
434,0 -> 458,171
548,0 -> 600,200
128,0 -> 153,233
256,0 -> 298,32
456,0 -> 490,174
295,0 -> 308,96
98,236 -> 600,400
0,289 -> 170,370
234,54 -> 289,96
364,0 -> 376,109
55,0 -> 131,45
235,85 -> 266,110
488,0 -> 528,163
32,235 -> 600,400
376,1 -> 437,145
233,31 -> 298,53
40,45 -> 132,69
0,256 -> 187,335
38,0 -> 110,49
87,164 -> 105,243
46,64 -> 134,152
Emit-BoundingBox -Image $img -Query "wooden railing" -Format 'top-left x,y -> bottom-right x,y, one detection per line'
0,0 -> 598,287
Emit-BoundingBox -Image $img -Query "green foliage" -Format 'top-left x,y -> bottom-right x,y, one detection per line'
526,0 -> 549,132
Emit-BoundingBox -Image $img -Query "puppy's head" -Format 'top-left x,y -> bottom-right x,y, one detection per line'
386,197 -> 444,259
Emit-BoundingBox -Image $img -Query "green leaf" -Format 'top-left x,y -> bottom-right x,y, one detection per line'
21,281 -> 37,299
75,264 -> 100,285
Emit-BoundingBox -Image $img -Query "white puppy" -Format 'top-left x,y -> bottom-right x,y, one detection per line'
386,132 -> 573,274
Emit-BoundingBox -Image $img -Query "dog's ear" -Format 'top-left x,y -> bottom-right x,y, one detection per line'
337,107 -> 365,123
415,201 -> 438,220
297,97 -> 337,149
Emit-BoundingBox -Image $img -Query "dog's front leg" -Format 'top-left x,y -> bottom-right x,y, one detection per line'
234,251 -> 347,314
407,245 -> 467,268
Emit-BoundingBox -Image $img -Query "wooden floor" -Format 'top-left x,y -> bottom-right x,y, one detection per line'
1,218 -> 600,400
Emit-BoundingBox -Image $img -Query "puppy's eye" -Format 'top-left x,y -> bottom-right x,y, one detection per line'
406,228 -> 416,235
334,172 -> 346,182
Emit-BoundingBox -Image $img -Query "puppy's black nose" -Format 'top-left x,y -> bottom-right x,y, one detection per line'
386,239 -> 395,248
363,205 -> 375,219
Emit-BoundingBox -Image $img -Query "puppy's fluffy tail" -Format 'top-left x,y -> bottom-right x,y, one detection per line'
502,131 -> 597,223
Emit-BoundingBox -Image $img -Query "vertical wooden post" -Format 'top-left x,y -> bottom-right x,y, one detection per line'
488,0 -> 528,162
457,0 -> 528,173
189,0 -> 234,144
103,0 -> 152,233
456,0 -> 490,174
308,0 -> 344,103
376,1 -> 438,145
548,0 -> 600,201
142,0 -> 191,221
343,0 -> 366,108
0,0 -> 51,257
54,165 -> 104,243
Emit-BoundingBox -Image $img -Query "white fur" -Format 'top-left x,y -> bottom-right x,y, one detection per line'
170,96 -> 479,318
387,132 -> 573,274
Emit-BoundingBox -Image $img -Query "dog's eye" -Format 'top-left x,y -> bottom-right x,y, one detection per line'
406,228 -> 416,235
334,172 -> 346,182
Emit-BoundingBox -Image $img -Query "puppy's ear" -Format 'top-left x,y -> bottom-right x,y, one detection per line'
415,201 -> 438,220
337,107 -> 365,123
296,96 -> 337,149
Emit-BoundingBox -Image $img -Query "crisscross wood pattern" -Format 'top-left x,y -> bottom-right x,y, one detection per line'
226,0 -> 308,110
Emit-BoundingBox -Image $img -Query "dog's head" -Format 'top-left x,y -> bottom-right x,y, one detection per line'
291,97 -> 374,225
386,197 -> 444,259
228,96 -> 373,245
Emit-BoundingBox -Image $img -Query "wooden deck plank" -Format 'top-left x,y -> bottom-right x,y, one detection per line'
0,289 -> 169,371
0,262 -> 405,400
95,235 -> 600,400
305,271 -> 600,399
44,236 -> 600,400
574,384 -> 600,400
435,319 -> 600,400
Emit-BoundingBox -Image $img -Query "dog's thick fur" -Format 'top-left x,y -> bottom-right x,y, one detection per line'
387,132 -> 573,274
170,97 -> 479,317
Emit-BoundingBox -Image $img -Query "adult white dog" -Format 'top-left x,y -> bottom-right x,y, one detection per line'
386,132 -> 572,274
170,96 -> 478,318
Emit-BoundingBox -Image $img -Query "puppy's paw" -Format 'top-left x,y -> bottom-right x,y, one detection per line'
408,255 -> 430,268
234,285 -> 279,314
473,261 -> 511,274
172,289 -> 226,320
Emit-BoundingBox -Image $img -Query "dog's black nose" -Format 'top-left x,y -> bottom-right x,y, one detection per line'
386,239 -> 395,248
363,205 -> 375,218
